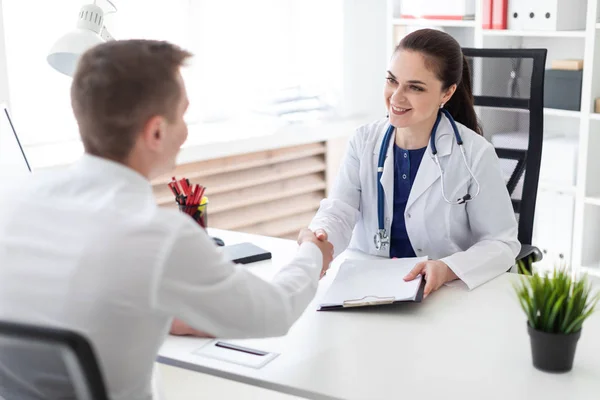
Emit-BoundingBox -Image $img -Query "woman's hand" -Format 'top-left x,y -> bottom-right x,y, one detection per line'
403,260 -> 458,298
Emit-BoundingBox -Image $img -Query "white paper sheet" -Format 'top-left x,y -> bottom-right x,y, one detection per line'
319,257 -> 427,308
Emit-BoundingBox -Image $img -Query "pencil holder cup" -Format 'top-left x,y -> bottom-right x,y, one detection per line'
178,201 -> 208,228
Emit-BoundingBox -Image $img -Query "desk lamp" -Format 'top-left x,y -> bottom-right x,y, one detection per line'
47,0 -> 117,77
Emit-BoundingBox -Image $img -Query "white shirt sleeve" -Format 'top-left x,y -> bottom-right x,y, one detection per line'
154,221 -> 322,338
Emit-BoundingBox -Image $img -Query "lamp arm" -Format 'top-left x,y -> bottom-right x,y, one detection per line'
94,0 -> 118,14
105,0 -> 118,14
99,26 -> 115,42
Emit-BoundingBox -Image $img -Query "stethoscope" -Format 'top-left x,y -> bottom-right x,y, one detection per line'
374,108 -> 481,251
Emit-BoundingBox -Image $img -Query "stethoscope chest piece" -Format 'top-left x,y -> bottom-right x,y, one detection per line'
374,229 -> 389,250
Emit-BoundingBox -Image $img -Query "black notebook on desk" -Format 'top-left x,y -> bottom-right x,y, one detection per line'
222,242 -> 272,264
318,257 -> 427,311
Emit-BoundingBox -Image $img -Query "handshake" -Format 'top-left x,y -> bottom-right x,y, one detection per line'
297,228 -> 334,278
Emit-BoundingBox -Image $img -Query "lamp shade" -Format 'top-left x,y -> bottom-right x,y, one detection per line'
47,3 -> 106,77
47,30 -> 105,77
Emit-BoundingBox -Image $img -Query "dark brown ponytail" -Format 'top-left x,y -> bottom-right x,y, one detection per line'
396,29 -> 482,135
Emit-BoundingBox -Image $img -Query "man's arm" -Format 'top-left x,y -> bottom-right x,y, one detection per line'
170,318 -> 213,337
155,224 -> 333,339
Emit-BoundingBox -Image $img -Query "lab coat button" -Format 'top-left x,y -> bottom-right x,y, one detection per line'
406,213 -> 411,218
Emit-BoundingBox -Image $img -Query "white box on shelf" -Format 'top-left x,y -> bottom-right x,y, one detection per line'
507,0 -> 524,30
400,0 -> 475,20
515,0 -> 587,31
533,189 -> 575,265
539,135 -> 578,187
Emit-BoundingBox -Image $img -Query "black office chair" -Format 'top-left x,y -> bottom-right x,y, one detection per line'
0,320 -> 109,400
462,47 -> 548,273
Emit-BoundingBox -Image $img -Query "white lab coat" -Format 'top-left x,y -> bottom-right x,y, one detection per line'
310,114 -> 520,289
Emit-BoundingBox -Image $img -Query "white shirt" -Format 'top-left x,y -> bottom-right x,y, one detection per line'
0,154 -> 322,400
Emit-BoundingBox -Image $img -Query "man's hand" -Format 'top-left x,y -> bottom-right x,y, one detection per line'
314,229 -> 328,241
403,260 -> 458,298
170,318 -> 214,337
297,228 -> 333,278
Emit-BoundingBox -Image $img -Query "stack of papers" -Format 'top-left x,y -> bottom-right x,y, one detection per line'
318,257 -> 428,310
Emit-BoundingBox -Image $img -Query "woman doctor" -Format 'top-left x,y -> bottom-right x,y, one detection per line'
306,29 -> 520,297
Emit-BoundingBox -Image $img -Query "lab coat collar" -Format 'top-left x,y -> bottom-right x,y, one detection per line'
372,113 -> 454,159
374,113 -> 455,213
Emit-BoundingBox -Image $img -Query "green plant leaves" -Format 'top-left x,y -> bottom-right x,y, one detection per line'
514,266 -> 599,334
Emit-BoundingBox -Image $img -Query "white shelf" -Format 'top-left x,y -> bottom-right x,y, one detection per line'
585,195 -> 600,206
485,107 -> 580,118
393,18 -> 476,28
482,29 -> 586,38
590,113 -> 600,120
539,182 -> 577,194
579,265 -> 600,278
596,23 -> 600,29
543,108 -> 581,118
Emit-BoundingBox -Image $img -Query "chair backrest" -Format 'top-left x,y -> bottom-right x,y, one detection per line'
0,320 -> 109,400
462,47 -> 547,246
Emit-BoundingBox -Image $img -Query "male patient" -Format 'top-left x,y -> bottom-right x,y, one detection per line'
0,40 -> 333,400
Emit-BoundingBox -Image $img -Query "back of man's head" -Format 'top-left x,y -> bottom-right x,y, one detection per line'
71,40 -> 192,163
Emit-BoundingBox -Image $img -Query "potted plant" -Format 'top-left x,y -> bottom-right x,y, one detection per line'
514,264 -> 599,372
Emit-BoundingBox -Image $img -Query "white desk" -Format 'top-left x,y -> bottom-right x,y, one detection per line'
158,230 -> 600,400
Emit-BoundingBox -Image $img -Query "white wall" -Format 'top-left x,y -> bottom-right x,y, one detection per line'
0,0 -> 10,105
341,0 -> 389,120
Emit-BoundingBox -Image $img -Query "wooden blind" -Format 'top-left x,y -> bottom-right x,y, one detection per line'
151,142 -> 327,239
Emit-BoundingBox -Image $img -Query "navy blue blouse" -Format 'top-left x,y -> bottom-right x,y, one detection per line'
389,144 -> 427,259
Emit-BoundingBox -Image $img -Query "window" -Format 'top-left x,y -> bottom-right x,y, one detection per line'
3,0 -> 84,146
186,0 -> 343,124
2,0 -> 343,151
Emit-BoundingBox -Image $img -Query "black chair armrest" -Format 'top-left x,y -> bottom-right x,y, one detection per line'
513,244 -> 544,274
517,244 -> 543,263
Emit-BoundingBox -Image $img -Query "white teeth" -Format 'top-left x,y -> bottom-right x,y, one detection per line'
392,106 -> 409,112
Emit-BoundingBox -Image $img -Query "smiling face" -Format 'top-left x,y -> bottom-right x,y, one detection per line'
384,50 -> 455,132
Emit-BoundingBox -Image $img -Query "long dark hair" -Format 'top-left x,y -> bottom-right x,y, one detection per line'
395,29 -> 482,135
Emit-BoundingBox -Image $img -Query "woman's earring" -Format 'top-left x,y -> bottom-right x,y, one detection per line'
440,103 -> 445,109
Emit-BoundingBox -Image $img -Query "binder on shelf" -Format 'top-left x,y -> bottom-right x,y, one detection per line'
318,257 -> 427,311
491,0 -> 507,29
482,0 -> 493,29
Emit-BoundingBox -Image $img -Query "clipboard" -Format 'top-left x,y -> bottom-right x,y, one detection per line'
320,279 -> 426,310
317,257 -> 428,311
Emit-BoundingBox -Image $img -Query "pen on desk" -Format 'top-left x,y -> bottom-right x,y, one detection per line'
194,185 -> 204,205
189,184 -> 199,206
186,184 -> 196,206
168,182 -> 179,197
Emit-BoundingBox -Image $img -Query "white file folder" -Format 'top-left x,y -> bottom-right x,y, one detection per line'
318,257 -> 428,310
